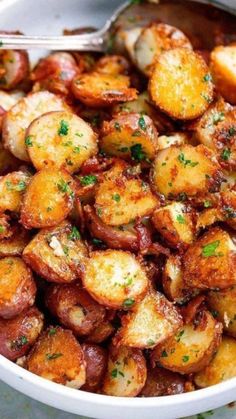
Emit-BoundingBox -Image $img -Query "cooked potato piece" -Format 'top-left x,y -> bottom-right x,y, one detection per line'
0,307 -> 44,361
23,221 -> 88,283
183,227 -> 236,290
0,257 -> 36,319
113,288 -> 182,349
45,283 -> 105,336
85,320 -> 115,344
220,190 -> 236,229
196,207 -> 223,232
152,202 -> 195,249
134,23 -> 192,76
94,55 -> 130,76
149,48 -> 214,120
194,336 -> 236,387
157,133 -> 188,150
0,49 -> 29,90
0,90 -> 19,113
0,170 -> 31,212
95,164 -> 158,226
26,326 -> 86,388
207,286 -> 236,338
82,250 -> 148,309
152,144 -> 222,198
140,366 -> 186,397
81,343 -> 107,392
0,224 -> 30,257
20,169 -> 75,229
2,91 -> 69,161
210,45 -> 236,105
100,113 -> 158,161
122,27 -> 142,62
26,111 -> 98,173
102,345 -> 147,397
71,72 -> 137,107
151,311 -> 222,374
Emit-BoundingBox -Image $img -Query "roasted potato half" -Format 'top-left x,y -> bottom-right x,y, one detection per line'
140,366 -> 186,397
20,168 -> 75,229
26,326 -> 86,388
151,311 -> 222,374
26,111 -> 98,173
113,288 -> 182,349
134,23 -> 192,76
152,144 -> 222,198
149,48 -> 214,120
0,225 -> 30,257
81,343 -> 107,392
194,336 -> 236,388
102,344 -> 147,397
100,113 -> 159,161
210,45 -> 236,105
0,306 -> 44,361
183,227 -> 236,290
45,283 -> 105,336
207,286 -> 236,338
71,72 -> 137,108
0,49 -> 29,90
0,257 -> 36,319
0,170 -> 31,212
23,221 -> 88,283
82,250 -> 148,309
94,55 -> 130,76
2,91 -> 69,161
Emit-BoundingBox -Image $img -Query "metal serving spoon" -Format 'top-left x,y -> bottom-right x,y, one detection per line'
0,0 -> 235,51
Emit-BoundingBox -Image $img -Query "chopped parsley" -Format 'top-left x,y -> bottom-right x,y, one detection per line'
0,225 -> 5,233
118,146 -> 129,152
176,330 -> 185,342
92,238 -> 104,246
75,132 -> 83,137
202,240 -> 222,258
211,310 -> 219,318
112,193 -> 121,203
161,350 -> 168,358
203,74 -> 212,82
48,328 -> 57,336
138,115 -> 146,131
57,179 -> 74,197
221,148 -> 231,161
68,226 -> 81,241
6,180 -> 26,192
224,206 -> 236,219
63,246 -> 69,256
58,120 -> 69,136
201,93 -> 212,103
204,200 -> 212,208
79,175 -> 97,186
73,146 -> 81,153
178,152 -> 199,168
228,127 -> 236,136
212,112 -> 225,125
114,122 -> 121,131
182,355 -> 189,363
147,339 -> 155,346
25,136 -> 33,147
46,353 -> 63,360
130,143 -> 146,162
11,335 -> 28,349
176,214 -> 185,224
111,368 -> 124,378
123,298 -> 135,308
97,208 -> 102,217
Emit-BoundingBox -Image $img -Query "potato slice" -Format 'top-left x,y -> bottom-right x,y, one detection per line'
152,202 -> 195,249
0,49 -> 29,90
2,91 -> 69,161
0,225 -> 30,257
26,326 -> 86,388
113,288 -> 182,349
183,227 -> 236,290
210,45 -> 236,105
20,168 -> 75,229
0,306 -> 44,361
140,366 -> 186,397
71,72 -> 137,107
134,23 -> 192,76
152,144 -> 222,198
81,343 -> 107,392
0,170 -> 31,212
151,311 -> 222,374
82,250 -> 148,309
100,113 -> 158,161
149,48 -> 214,120
122,27 -> 142,63
0,257 -> 36,319
194,336 -> 236,387
102,344 -> 147,397
23,221 -> 88,283
94,55 -> 130,76
207,286 -> 236,338
26,111 -> 98,173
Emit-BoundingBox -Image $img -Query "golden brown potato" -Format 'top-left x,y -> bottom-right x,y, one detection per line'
220,190 -> 236,229
140,366 -> 186,397
102,344 -> 147,397
0,224 -> 30,257
94,55 -> 130,76
0,49 -> 29,90
26,111 -> 98,173
81,343 -> 107,392
151,144 -> 223,198
85,320 -> 115,344
23,221 -> 88,283
45,283 -> 105,336
194,336 -> 236,388
207,286 -> 236,338
71,72 -> 137,107
149,48 -> 214,120
134,23 -> 192,76
100,113 -> 159,161
0,306 -> 44,361
0,170 -> 31,212
82,250 -> 148,309
20,169 -> 75,229
183,227 -> 236,290
210,45 -> 236,105
26,326 -> 86,388
113,288 -> 182,349
196,207 -> 223,232
151,311 -> 222,374
0,257 -> 36,319
95,162 -> 158,226
152,202 -> 195,249
2,91 -> 69,161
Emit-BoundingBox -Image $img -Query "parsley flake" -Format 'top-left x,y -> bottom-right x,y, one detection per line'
123,298 -> 135,308
202,240 -> 222,258
68,226 -> 81,241
138,115 -> 146,131
112,193 -> 121,203
46,353 -> 63,360
79,175 -> 97,186
221,148 -> 231,161
176,214 -> 185,224
25,136 -> 33,147
178,152 -> 199,168
58,120 -> 69,136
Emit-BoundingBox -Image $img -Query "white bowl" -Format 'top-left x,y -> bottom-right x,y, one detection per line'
0,0 -> 236,417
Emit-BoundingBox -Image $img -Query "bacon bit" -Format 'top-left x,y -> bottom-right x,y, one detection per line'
135,218 -> 152,252
180,295 -> 206,325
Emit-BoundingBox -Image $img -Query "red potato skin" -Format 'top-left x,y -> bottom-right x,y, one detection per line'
81,343 -> 107,392
0,41 -> 29,90
0,307 -> 44,361
45,283 -> 106,337
140,366 -> 186,397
